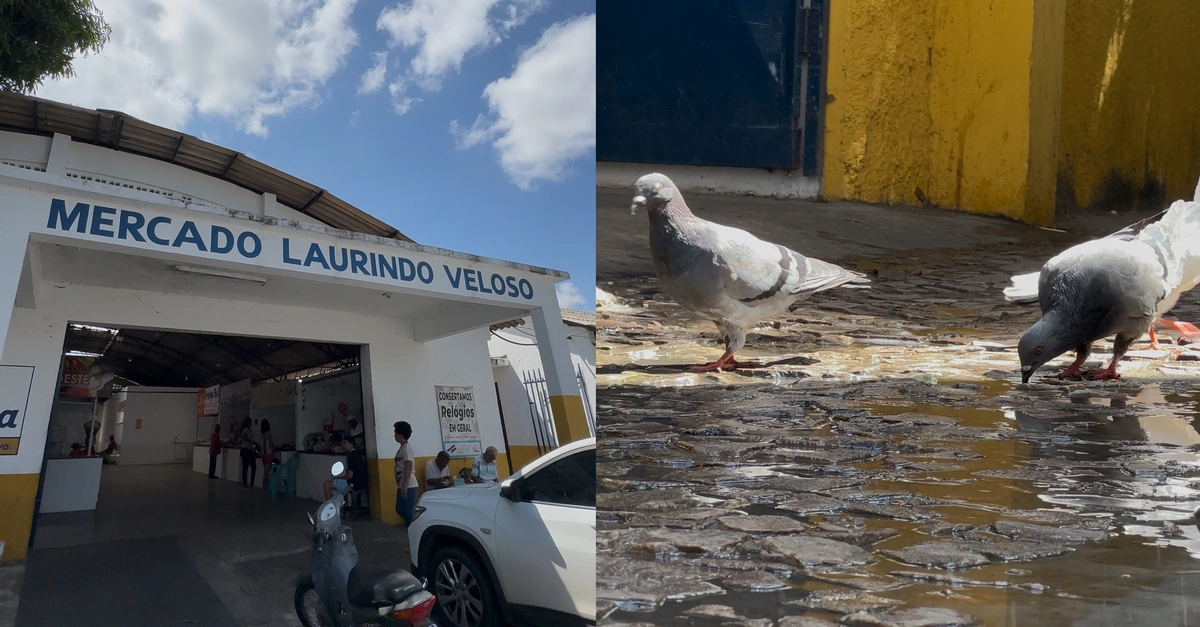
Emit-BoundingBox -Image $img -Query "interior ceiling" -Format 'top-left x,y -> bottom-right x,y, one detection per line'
64,325 -> 359,388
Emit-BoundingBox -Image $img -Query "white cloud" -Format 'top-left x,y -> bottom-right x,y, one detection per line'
452,14 -> 595,189
556,281 -> 587,310
357,51 -> 388,94
387,77 -> 420,115
34,0 -> 359,136
372,0 -> 545,111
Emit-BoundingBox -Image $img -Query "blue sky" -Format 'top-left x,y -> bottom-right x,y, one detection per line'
36,0 -> 596,310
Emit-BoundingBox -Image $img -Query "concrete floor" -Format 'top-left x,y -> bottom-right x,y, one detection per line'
5,463 -> 411,627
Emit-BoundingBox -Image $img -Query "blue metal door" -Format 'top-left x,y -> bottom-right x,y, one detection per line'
597,0 -> 825,174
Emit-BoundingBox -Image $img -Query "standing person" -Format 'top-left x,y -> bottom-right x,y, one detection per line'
207,424 -> 221,479
259,419 -> 275,479
393,421 -> 418,525
469,446 -> 500,484
239,417 -> 258,488
424,451 -> 454,489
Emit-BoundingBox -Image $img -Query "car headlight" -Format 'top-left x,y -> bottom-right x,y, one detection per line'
412,505 -> 426,522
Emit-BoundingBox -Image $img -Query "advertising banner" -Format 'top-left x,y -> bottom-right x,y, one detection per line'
0,365 -> 36,456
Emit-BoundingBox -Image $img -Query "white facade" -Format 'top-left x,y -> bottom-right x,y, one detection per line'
0,124 -> 587,560
488,315 -> 595,469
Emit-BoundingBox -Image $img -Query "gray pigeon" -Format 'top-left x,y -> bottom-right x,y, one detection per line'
630,173 -> 869,371
1006,179 -> 1200,348
1016,201 -> 1200,381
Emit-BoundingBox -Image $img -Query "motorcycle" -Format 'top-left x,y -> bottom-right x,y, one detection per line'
295,461 -> 438,627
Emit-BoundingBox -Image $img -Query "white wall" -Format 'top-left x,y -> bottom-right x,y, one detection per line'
117,386 -> 201,465
251,379 -> 298,448
487,318 -> 596,447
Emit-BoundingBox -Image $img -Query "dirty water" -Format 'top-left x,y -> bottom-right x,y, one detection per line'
596,235 -> 1200,626
597,378 -> 1200,626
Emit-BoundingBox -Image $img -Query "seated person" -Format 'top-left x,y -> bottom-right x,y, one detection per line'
468,447 -> 500,484
323,436 -> 368,500
424,451 -> 454,489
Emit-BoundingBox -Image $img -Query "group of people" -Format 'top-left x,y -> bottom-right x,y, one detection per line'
391,420 -> 501,525
207,417 -> 276,488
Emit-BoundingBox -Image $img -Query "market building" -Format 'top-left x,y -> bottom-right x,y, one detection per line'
0,93 -> 591,562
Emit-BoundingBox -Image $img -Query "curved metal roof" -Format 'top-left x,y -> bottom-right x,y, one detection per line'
0,92 -> 412,242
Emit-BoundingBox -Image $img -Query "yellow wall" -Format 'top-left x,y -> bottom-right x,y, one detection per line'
0,473 -> 40,562
1056,0 -> 1200,211
823,0 -> 1062,226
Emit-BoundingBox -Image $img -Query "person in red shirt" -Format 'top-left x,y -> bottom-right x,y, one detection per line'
208,424 -> 222,479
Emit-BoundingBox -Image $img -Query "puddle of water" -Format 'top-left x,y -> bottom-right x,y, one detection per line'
598,379 -> 1200,626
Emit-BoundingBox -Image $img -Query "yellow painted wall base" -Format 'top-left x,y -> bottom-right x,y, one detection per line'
548,395 -> 591,445
367,454 -> 512,526
0,473 -> 40,561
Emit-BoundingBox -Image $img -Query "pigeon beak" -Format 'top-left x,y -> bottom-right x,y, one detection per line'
1020,364 -> 1033,384
631,195 -> 646,214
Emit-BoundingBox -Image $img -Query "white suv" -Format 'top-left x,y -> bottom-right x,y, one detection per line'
408,437 -> 596,627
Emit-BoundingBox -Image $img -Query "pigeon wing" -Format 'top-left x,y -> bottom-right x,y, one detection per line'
706,222 -> 803,304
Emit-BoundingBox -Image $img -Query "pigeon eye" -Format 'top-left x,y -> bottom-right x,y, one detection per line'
1033,346 -> 1044,356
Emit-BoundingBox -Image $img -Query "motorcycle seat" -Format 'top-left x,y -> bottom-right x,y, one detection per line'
346,564 -> 424,608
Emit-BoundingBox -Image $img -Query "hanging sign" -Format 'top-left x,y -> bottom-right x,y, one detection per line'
197,384 -> 220,417
435,385 -> 481,458
0,365 -> 36,456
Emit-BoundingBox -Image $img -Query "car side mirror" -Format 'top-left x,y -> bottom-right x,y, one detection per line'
500,478 -> 521,502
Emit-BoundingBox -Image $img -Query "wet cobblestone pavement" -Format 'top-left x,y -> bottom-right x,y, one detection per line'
596,192 -> 1200,626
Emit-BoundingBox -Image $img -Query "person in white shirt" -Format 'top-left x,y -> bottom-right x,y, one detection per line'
424,451 -> 453,489
469,447 -> 500,484
393,421 -> 418,525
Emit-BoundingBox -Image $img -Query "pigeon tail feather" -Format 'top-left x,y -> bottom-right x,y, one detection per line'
1004,271 -> 1041,303
792,257 -> 870,296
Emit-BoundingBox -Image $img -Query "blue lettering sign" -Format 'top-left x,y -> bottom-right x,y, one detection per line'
237,232 -> 261,258
304,243 -> 329,270
211,226 -> 234,254
443,265 -> 462,289
90,206 -> 116,237
399,258 -> 416,281
490,274 -> 506,295
118,210 -> 146,242
283,237 -> 302,265
464,269 -> 479,292
378,255 -> 397,279
48,199 -> 88,232
147,216 -> 171,245
172,221 -> 207,252
329,246 -> 348,272
518,279 -> 533,300
350,249 -> 369,275
417,262 -> 434,284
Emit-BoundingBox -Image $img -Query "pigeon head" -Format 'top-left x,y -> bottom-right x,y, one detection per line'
1017,316 -> 1071,383
631,173 -> 678,214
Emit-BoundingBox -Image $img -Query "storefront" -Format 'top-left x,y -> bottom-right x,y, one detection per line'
0,94 -> 590,561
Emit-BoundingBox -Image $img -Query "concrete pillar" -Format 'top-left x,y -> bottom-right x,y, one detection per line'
45,133 -> 71,177
0,306 -> 68,562
822,0 -> 1065,226
530,305 -> 591,445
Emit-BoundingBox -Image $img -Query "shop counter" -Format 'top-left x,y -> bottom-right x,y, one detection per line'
192,445 -> 295,488
293,451 -> 348,501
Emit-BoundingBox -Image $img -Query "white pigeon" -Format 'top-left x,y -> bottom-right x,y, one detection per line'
630,173 -> 869,372
1007,179 -> 1200,348
1018,197 -> 1200,382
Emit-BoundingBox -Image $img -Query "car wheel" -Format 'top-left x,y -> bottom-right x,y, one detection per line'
428,545 -> 502,627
